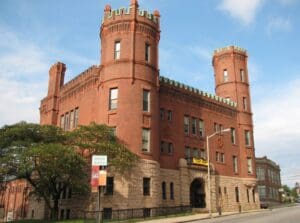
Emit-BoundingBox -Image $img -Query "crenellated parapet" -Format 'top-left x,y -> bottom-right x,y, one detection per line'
159,76 -> 237,108
214,45 -> 247,55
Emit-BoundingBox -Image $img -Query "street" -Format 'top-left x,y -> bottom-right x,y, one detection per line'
190,205 -> 300,223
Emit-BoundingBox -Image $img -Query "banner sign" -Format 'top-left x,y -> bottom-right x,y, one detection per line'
192,158 -> 208,166
98,170 -> 107,186
91,166 -> 99,192
92,155 -> 107,166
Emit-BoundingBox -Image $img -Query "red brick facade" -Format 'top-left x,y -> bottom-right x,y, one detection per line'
1,0 -> 260,221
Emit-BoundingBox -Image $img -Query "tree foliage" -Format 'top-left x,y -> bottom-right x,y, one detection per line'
0,122 -> 138,220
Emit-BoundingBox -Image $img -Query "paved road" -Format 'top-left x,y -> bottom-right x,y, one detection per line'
190,205 -> 300,223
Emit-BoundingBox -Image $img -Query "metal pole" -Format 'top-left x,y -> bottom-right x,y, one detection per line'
207,136 -> 212,219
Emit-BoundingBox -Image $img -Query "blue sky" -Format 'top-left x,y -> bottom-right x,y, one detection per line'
0,0 -> 300,187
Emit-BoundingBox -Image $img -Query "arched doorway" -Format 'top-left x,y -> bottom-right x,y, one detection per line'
190,178 -> 206,208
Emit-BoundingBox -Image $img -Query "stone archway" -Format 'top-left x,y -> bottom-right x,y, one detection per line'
190,178 -> 206,208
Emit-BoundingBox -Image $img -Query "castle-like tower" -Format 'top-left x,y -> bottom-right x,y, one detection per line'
99,0 -> 161,161
36,1 -> 261,220
213,46 -> 255,178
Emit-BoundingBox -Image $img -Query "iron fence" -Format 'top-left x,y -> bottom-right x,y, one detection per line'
83,205 -> 191,223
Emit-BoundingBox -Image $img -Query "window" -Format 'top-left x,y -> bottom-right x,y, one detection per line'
60,115 -> 65,129
199,120 -> 204,137
247,189 -> 250,203
193,148 -> 199,159
170,182 -> 174,200
66,209 -> 70,220
60,209 -> 65,220
143,90 -> 150,112
142,128 -> 150,152
252,189 -> 256,202
109,88 -> 118,110
243,97 -> 247,110
114,41 -> 120,59
247,157 -> 253,174
216,152 -> 219,162
168,143 -> 173,154
143,208 -> 151,218
220,153 -> 225,163
219,186 -> 222,195
256,167 -> 265,180
224,187 -> 227,195
167,110 -> 172,121
240,69 -> 245,82
185,146 -> 191,162
233,156 -> 238,173
145,43 -> 150,62
223,69 -> 228,82
103,208 -> 112,220
143,177 -> 150,196
105,177 -> 114,195
162,182 -> 166,200
258,185 -> 266,199
235,187 -> 239,202
70,110 -> 74,129
200,149 -> 206,160
74,108 -> 79,128
184,116 -> 189,134
64,112 -> 70,131
231,128 -> 236,144
245,130 -> 251,146
160,108 -> 164,120
192,118 -> 197,135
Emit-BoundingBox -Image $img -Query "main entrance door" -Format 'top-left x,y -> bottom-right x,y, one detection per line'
190,178 -> 206,208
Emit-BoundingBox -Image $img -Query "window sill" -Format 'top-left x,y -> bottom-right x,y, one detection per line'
142,151 -> 152,156
108,110 -> 117,115
143,111 -> 151,116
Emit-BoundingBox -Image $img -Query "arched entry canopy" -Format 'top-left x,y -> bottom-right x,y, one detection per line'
190,178 -> 206,208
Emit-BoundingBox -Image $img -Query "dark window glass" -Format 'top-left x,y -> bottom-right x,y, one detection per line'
143,177 -> 150,196
105,177 -> 114,195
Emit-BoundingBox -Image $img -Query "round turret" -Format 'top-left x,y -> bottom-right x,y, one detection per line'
98,0 -> 161,161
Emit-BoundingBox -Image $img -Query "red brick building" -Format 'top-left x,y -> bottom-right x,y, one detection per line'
2,0 -> 260,221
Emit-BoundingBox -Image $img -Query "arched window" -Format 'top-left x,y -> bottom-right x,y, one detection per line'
235,187 -> 239,202
162,182 -> 166,200
170,182 -> 174,200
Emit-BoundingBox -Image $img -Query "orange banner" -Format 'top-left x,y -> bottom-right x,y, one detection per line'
99,170 -> 107,186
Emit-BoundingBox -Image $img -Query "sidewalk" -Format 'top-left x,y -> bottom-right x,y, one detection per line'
139,209 -> 269,223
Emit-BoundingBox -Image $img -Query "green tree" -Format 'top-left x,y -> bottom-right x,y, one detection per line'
0,122 -> 138,220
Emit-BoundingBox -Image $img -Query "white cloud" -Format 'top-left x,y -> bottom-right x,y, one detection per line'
218,0 -> 264,25
253,78 -> 300,186
266,17 -> 292,34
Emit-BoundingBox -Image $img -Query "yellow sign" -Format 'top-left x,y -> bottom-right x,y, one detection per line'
192,158 -> 208,166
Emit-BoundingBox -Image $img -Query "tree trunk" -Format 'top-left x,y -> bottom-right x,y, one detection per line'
52,199 -> 59,220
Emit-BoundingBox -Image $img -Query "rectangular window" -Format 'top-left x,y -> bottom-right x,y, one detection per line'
160,108 -> 164,120
214,122 -> 219,132
185,146 -> 191,162
162,182 -> 166,200
145,43 -> 150,62
258,185 -> 266,199
74,108 -> 79,128
142,128 -> 150,152
70,110 -> 74,129
247,157 -> 253,174
167,110 -> 172,121
193,148 -> 199,159
199,119 -> 204,137
184,116 -> 189,135
247,189 -> 250,203
64,112 -> 70,131
220,153 -> 225,163
223,69 -> 228,82
191,118 -> 197,135
233,156 -> 238,173
114,41 -> 120,59
109,88 -> 118,110
231,128 -> 236,144
243,97 -> 247,110
256,167 -> 265,180
60,115 -> 65,129
66,209 -> 70,220
105,177 -> 114,195
170,182 -> 174,200
200,149 -> 206,160
143,90 -> 150,112
245,130 -> 251,146
168,143 -> 173,154
103,208 -> 112,220
143,177 -> 150,196
235,187 -> 240,202
240,69 -> 245,82
216,152 -> 219,162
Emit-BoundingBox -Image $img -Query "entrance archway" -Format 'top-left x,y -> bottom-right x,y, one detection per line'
190,178 -> 206,208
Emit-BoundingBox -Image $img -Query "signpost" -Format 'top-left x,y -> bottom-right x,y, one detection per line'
91,155 -> 107,223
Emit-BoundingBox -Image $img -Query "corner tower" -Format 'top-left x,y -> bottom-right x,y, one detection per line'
212,46 -> 256,178
99,0 -> 161,161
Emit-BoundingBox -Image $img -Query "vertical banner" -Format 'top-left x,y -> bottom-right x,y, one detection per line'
99,170 -> 107,186
91,166 -> 99,192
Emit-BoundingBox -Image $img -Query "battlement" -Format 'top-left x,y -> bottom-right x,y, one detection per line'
159,76 -> 237,108
102,5 -> 159,25
60,65 -> 100,93
214,45 -> 247,55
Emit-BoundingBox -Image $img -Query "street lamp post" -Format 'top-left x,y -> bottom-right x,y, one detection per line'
207,128 -> 230,218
